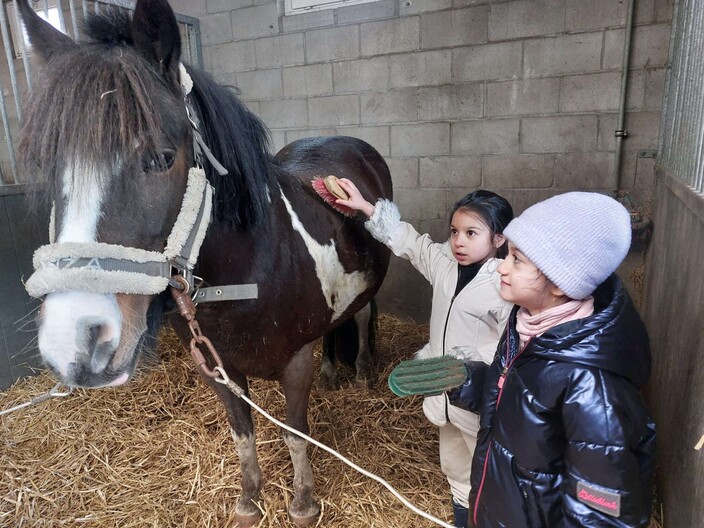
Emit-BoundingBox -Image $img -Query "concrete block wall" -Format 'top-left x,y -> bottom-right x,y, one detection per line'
167,0 -> 673,321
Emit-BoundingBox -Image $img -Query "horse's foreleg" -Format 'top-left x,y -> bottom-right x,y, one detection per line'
207,374 -> 262,526
280,341 -> 320,526
353,301 -> 374,389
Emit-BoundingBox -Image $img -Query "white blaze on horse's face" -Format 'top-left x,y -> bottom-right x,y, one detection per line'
37,163 -> 128,387
279,189 -> 368,322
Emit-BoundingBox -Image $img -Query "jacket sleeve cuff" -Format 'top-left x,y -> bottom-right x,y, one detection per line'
364,199 -> 401,243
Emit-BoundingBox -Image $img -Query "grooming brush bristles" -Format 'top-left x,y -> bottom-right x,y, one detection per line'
311,176 -> 356,217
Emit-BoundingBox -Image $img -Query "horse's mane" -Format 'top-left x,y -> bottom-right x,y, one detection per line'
184,66 -> 273,229
19,7 -> 272,229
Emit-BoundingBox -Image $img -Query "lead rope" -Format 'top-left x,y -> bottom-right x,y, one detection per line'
0,382 -> 73,416
170,280 -> 455,528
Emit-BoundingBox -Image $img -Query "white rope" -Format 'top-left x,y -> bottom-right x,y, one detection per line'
214,366 -> 456,528
0,382 -> 73,416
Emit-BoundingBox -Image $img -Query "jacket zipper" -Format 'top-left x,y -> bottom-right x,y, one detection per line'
441,293 -> 457,421
473,331 -> 531,524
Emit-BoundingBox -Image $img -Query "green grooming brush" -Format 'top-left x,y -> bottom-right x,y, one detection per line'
388,356 -> 468,397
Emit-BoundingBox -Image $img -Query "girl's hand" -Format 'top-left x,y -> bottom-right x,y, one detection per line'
336,178 -> 375,218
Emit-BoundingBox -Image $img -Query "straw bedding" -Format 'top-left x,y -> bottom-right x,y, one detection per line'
0,314 -> 664,528
1,314 -> 451,527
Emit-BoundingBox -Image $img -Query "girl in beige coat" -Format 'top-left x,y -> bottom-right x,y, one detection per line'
336,180 -> 513,528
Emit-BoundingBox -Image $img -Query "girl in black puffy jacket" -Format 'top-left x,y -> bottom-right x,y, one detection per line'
450,192 -> 656,527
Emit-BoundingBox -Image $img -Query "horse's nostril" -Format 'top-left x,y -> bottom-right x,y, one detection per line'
76,319 -> 116,373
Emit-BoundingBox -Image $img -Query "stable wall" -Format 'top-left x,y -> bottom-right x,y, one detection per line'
167,0 -> 673,322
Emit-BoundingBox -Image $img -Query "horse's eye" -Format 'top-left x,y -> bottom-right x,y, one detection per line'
142,151 -> 176,173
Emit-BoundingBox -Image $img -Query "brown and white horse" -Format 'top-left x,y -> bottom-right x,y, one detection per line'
17,0 -> 391,524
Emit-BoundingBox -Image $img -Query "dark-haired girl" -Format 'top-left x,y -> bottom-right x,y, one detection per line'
336,179 -> 514,528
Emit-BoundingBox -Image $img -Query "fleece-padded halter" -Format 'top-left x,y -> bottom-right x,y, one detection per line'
25,65 -> 257,303
25,166 -> 212,297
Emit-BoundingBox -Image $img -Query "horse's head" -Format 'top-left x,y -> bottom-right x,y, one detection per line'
18,0 -> 195,387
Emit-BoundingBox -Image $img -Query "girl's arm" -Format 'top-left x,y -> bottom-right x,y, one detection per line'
560,370 -> 656,527
336,178 -> 453,284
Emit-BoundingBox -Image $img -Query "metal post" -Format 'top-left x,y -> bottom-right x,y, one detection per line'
0,2 -> 23,121
0,89 -> 18,185
68,0 -> 79,39
13,0 -> 32,90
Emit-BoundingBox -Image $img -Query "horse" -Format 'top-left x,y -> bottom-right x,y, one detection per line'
16,0 -> 392,525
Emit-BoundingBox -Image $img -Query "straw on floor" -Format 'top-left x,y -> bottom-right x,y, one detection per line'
1,314 -> 452,527
0,314 -> 665,528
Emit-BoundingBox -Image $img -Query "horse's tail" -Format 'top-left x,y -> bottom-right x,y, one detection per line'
321,299 -> 378,388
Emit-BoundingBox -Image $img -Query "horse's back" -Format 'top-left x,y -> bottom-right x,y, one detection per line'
274,136 -> 392,201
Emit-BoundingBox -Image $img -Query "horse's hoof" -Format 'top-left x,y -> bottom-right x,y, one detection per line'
355,376 -> 374,390
233,511 -> 261,528
288,510 -> 320,527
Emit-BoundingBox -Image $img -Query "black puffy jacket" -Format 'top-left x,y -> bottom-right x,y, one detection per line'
469,275 -> 656,528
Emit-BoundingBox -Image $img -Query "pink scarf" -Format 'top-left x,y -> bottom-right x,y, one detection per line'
516,297 -> 595,350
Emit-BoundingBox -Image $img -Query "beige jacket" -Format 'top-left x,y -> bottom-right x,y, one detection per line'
366,200 -> 512,434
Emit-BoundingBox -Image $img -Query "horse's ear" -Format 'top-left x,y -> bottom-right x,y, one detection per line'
131,0 -> 181,81
16,0 -> 77,63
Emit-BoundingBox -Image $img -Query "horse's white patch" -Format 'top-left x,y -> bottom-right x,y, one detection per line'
39,163 -> 122,379
279,189 -> 368,322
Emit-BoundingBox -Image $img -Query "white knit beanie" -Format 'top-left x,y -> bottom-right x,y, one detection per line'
503,192 -> 631,299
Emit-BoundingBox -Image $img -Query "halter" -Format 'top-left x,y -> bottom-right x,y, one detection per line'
25,64 -> 257,304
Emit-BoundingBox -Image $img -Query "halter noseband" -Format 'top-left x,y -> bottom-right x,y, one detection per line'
25,64 -> 257,304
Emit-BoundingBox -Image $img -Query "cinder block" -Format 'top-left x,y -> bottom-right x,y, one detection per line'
644,68 -> 667,110
200,12 -> 233,46
625,70 -> 646,111
391,123 -> 450,157
285,128 -> 337,143
255,34 -> 305,69
654,0 -> 675,22
361,17 -> 420,56
521,115 -> 598,153
394,188 -> 448,220
497,189 -> 560,215
169,0 -> 207,17
486,78 -> 560,116
419,84 -> 482,121
421,7 -> 489,49
390,50 -> 451,88
451,119 -> 520,155
283,64 -> 333,97
306,25 -> 359,63
208,0 -> 251,13
489,0 -> 565,40
231,3 -> 279,41
524,33 -> 602,77
419,156 -> 482,188
603,25 -> 671,70
482,154 -> 555,189
338,0 -> 396,24
400,0 -> 452,15
597,113 -> 618,151
206,40 -> 256,74
309,95 -> 360,127
565,0 -> 627,32
420,218 -> 451,245
554,151 -> 614,188
452,42 -> 522,82
282,9 -> 334,32
269,130 -> 287,154
386,157 -> 420,188
630,24 -> 672,68
235,69 -> 283,101
634,155 -> 656,189
337,126 -> 390,156
334,57 -> 390,93
602,29 -> 625,70
624,111 -> 661,148
560,72 -> 621,113
361,88 -> 419,124
260,99 -> 308,129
